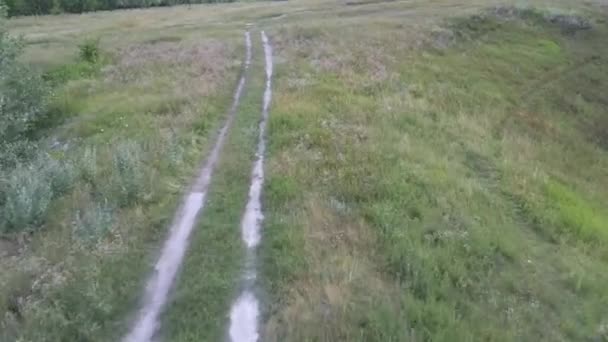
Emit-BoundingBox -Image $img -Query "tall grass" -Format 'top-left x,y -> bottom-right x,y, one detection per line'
108,140 -> 148,207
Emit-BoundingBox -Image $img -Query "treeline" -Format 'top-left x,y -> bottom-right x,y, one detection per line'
5,0 -> 234,16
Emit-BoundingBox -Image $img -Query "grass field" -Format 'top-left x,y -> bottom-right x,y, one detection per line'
3,0 -> 608,341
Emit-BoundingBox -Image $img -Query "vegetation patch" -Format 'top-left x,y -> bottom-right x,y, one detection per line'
434,6 -> 594,49
262,4 -> 608,341
0,5 -> 241,339
545,180 -> 608,245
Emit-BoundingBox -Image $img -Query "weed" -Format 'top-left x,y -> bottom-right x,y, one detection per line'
78,38 -> 99,64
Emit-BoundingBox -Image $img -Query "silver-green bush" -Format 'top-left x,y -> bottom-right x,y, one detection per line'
42,154 -> 77,195
1,164 -> 53,232
72,201 -> 113,242
78,146 -> 98,184
109,140 -> 147,206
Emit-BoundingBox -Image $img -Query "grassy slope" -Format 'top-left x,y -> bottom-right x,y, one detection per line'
261,3 -> 608,342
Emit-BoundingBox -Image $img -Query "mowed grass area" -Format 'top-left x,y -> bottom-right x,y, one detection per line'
260,2 -> 608,342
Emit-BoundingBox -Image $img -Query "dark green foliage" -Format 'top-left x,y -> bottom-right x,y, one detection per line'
78,38 -> 99,63
0,8 -> 49,168
5,0 -> 53,16
58,0 -> 97,13
5,0 -> 236,16
0,5 -> 67,233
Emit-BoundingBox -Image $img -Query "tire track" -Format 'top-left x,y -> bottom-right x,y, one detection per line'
228,30 -> 273,342
123,31 -> 252,342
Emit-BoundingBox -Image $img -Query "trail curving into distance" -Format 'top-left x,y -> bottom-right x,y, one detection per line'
123,31 -> 252,342
228,30 -> 273,342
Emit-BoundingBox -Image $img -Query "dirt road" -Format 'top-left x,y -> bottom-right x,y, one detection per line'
123,31 -> 252,342
228,30 -> 273,342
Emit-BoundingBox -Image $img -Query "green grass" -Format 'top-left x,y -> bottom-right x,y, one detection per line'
546,180 -> 608,244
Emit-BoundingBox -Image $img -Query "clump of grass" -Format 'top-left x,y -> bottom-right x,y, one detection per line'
42,154 -> 77,195
77,146 -> 97,184
78,38 -> 100,64
164,134 -> 186,170
108,140 -> 148,207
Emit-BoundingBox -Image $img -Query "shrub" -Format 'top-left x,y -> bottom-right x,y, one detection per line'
0,152 -> 78,233
1,163 -> 53,232
72,201 -> 113,242
42,154 -> 77,195
78,38 -> 100,64
0,140 -> 36,169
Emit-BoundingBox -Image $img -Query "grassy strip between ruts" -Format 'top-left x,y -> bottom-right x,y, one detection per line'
160,30 -> 266,342
260,5 -> 608,342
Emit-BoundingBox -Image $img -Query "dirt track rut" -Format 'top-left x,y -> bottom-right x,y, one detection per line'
228,30 -> 273,342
